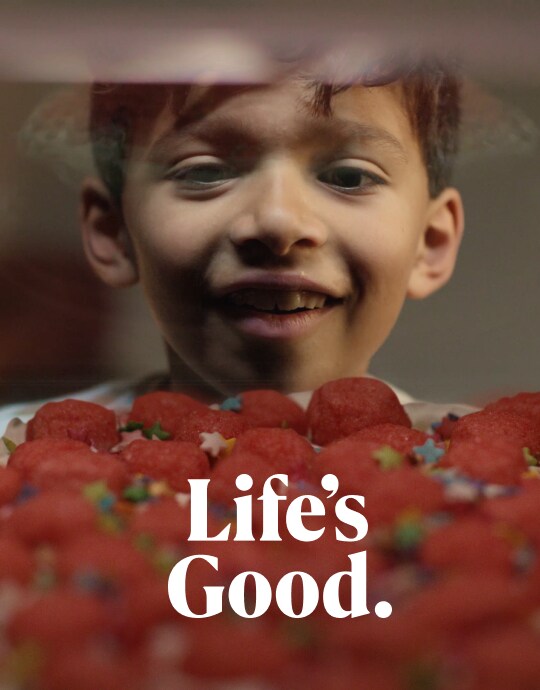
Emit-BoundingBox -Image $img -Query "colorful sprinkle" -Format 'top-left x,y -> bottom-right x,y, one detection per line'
199,431 -> 228,458
373,445 -> 404,470
413,439 -> 445,464
523,447 -> 537,467
122,484 -> 149,502
142,422 -> 171,441
119,420 -> 144,432
219,396 -> 243,412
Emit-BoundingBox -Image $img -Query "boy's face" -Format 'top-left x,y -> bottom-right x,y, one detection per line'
82,77 -> 463,396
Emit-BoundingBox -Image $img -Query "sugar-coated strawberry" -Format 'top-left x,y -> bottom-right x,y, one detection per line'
128,390 -> 207,435
208,452 -> 277,506
449,409 -> 540,455
129,497 -> 191,545
7,588 -> 109,647
279,659 -> 402,690
0,466 -> 22,505
31,451 -> 129,493
404,573 -> 527,635
364,467 -> 445,527
120,439 -> 209,492
8,438 -> 90,480
0,536 -> 34,584
311,438 -> 386,493
230,427 -> 315,481
433,413 -> 460,441
347,424 -> 429,457
26,399 -> 119,450
6,490 -> 97,545
307,377 -> 411,445
182,618 -> 294,679
173,408 -> 253,444
480,480 -> 540,544
465,626 -> 540,690
56,533 -> 156,587
484,391 -> 540,425
440,437 -> 528,485
115,576 -> 178,644
237,390 -> 308,434
42,649 -> 147,690
420,517 -> 514,575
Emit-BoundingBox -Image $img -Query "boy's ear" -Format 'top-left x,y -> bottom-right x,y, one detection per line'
407,187 -> 465,300
79,176 -> 138,287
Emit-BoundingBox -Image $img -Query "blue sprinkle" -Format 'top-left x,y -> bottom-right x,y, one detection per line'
98,495 -> 116,512
219,396 -> 243,412
210,503 -> 237,520
413,438 -> 445,464
16,484 -> 39,503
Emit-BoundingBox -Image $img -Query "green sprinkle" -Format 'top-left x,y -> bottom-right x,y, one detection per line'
83,481 -> 110,502
153,549 -> 178,574
7,640 -> 44,683
123,485 -> 149,502
282,620 -> 317,649
523,447 -> 537,467
373,445 -> 404,470
405,659 -> 441,690
395,521 -> 424,551
134,533 -> 156,552
280,420 -> 290,429
119,421 -> 144,432
143,422 -> 171,440
99,514 -> 122,533
34,569 -> 55,591
2,436 -> 17,453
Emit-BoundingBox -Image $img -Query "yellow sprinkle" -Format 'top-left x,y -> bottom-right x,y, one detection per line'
223,437 -> 236,457
148,481 -> 172,497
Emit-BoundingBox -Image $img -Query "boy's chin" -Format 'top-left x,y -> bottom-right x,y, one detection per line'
234,360 -> 360,396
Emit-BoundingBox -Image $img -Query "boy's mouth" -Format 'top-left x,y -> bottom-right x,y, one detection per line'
210,276 -> 347,338
223,289 -> 341,314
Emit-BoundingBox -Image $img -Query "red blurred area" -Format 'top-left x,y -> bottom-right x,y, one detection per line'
0,253 -> 113,403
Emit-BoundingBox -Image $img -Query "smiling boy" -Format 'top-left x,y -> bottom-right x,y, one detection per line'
0,57 -> 470,434
78,58 -> 463,407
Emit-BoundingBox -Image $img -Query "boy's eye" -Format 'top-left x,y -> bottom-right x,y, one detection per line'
317,165 -> 384,193
168,164 -> 236,187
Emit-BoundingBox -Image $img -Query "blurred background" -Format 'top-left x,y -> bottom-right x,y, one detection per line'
1,0 -> 539,406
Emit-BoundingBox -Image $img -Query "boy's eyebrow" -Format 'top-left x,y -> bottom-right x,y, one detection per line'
147,113 -> 408,164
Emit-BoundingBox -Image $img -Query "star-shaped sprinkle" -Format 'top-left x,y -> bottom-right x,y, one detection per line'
123,484 -> 149,502
219,396 -> 243,412
142,422 -> 171,441
199,431 -> 228,458
119,420 -> 144,433
523,447 -> 537,467
148,480 -> 172,497
413,439 -> 445,464
83,481 -> 110,503
223,437 -> 236,456
110,428 -> 146,452
443,478 -> 479,502
373,445 -> 404,470
1,418 -> 27,466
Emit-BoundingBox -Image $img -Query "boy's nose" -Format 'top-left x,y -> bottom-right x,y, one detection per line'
228,159 -> 328,256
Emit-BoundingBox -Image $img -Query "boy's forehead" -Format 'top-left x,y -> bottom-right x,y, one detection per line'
142,79 -> 413,161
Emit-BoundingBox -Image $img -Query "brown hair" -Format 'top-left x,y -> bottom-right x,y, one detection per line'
89,55 -> 461,202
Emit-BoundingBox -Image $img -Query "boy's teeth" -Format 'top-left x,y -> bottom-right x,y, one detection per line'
228,289 -> 327,311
